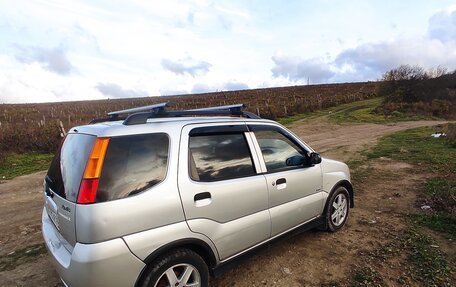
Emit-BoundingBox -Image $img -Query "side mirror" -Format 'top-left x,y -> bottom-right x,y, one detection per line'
286,155 -> 305,166
309,152 -> 322,165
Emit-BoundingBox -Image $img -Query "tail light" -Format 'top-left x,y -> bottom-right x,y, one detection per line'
77,138 -> 110,204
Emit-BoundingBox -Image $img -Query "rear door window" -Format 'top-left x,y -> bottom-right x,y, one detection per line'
97,133 -> 169,202
189,133 -> 256,182
47,134 -> 96,202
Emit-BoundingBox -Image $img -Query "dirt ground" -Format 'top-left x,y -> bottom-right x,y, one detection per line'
0,117 -> 452,287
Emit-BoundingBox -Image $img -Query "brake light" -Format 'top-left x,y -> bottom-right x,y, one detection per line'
77,138 -> 110,204
78,178 -> 99,204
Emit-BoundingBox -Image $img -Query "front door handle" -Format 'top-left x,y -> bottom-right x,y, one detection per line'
194,192 -> 212,207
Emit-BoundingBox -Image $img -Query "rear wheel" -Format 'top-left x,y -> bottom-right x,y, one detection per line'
322,186 -> 350,232
139,248 -> 209,287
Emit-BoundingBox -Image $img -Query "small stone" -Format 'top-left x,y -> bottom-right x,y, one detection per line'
282,267 -> 292,275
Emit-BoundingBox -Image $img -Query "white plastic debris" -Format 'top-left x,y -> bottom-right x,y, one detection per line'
421,205 -> 431,210
431,132 -> 446,138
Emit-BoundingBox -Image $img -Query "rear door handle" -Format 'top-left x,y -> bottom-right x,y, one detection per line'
276,178 -> 286,185
194,192 -> 212,207
275,178 -> 287,190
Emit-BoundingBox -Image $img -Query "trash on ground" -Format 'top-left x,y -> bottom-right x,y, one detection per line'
431,132 -> 446,138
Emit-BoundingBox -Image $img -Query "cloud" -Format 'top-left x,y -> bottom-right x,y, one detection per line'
96,83 -> 148,98
191,80 -> 249,94
13,45 -> 73,75
0,54 -> 104,103
159,87 -> 188,96
428,5 -> 456,43
334,38 -> 456,81
271,55 -> 335,83
223,81 -> 248,90
161,58 -> 212,77
191,83 -> 214,94
271,5 -> 456,84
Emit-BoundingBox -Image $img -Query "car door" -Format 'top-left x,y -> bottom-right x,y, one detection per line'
248,124 -> 324,237
177,123 -> 271,260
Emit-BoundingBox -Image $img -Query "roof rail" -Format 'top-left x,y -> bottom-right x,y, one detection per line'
89,102 -> 261,125
89,102 -> 169,124
107,102 -> 169,116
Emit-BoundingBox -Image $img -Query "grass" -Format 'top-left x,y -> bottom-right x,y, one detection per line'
0,243 -> 47,272
278,97 -> 433,126
409,213 -> 456,239
0,152 -> 54,180
367,125 -> 455,238
278,98 -> 382,125
329,97 -> 431,124
350,126 -> 455,286
350,266 -> 383,287
366,126 -> 456,174
403,230 -> 451,286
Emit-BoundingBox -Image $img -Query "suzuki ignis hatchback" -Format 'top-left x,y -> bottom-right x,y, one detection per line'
42,103 -> 353,287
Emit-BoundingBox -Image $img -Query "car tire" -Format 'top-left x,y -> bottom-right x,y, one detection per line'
139,248 -> 209,287
322,186 -> 350,232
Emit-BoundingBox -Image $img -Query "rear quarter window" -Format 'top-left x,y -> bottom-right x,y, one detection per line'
47,134 -> 96,202
97,133 -> 169,202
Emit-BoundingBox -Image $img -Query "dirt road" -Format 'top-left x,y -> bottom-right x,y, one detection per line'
0,118 -> 450,286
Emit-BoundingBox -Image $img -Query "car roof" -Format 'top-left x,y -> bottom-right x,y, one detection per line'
69,116 -> 276,137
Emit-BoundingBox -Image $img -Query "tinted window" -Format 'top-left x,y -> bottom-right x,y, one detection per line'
254,129 -> 306,172
97,133 -> 169,202
189,133 -> 255,182
47,134 -> 96,202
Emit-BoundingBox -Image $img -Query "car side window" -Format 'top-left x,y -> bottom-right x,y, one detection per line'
189,133 -> 256,182
252,126 -> 308,172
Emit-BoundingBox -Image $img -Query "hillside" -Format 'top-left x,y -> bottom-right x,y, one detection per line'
0,81 -> 376,155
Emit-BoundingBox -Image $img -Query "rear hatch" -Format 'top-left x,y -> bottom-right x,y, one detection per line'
44,133 -> 96,248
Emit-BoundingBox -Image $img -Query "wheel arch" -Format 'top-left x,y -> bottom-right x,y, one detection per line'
134,238 -> 218,286
325,180 -> 354,211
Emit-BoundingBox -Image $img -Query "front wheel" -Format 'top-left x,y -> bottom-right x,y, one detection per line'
139,248 -> 209,287
323,186 -> 350,232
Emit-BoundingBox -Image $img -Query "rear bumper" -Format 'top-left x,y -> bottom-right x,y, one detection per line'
42,208 -> 145,287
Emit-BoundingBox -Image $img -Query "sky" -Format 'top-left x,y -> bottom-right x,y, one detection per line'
0,0 -> 455,103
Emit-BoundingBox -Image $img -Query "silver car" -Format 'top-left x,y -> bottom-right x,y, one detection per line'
42,103 -> 353,287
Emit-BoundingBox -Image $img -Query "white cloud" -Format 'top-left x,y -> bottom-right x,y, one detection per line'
161,57 -> 212,77
334,38 -> 456,81
271,5 -> 456,83
428,5 -> 456,43
96,83 -> 148,98
271,54 -> 335,83
0,55 -> 103,103
13,45 -> 74,75
191,80 -> 250,94
1,1 -> 456,103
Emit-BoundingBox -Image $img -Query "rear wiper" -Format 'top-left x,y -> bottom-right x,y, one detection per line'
45,175 -> 54,185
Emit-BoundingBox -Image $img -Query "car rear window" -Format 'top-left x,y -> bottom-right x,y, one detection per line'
96,133 -> 169,202
47,134 -> 96,202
